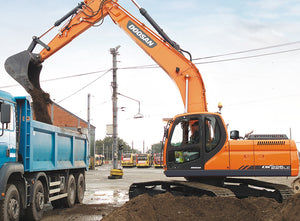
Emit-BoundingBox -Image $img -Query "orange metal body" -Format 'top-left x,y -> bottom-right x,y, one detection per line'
205,139 -> 299,175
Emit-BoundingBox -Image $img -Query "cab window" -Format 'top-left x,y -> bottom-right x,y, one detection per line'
169,117 -> 200,163
205,116 -> 221,152
170,118 -> 200,146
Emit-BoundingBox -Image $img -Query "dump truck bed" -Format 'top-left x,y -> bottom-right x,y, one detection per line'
16,96 -> 89,172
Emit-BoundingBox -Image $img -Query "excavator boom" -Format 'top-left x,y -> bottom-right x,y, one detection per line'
5,0 -> 207,113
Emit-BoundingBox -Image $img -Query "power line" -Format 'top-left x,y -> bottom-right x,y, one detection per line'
119,64 -> 159,70
193,47 -> 300,65
73,99 -> 111,115
57,68 -> 112,103
193,40 -> 300,60
43,69 -> 111,81
0,68 -> 112,89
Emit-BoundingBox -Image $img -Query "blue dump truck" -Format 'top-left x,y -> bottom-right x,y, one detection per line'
0,90 -> 89,221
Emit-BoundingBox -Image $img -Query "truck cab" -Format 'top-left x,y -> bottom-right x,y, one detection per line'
0,90 -> 17,167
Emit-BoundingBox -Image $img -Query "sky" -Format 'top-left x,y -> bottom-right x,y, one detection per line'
1,0 -> 300,152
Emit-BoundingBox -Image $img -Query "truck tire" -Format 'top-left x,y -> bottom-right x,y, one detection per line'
63,174 -> 76,208
76,173 -> 85,204
0,184 -> 20,221
25,180 -> 44,221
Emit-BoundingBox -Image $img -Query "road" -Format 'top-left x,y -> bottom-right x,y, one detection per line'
42,164 -> 182,220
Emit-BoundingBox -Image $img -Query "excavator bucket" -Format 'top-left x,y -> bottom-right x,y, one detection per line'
5,50 -> 52,124
5,50 -> 42,93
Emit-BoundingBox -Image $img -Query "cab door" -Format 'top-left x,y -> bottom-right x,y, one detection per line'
166,115 -> 203,170
165,113 -> 227,174
202,115 -> 229,170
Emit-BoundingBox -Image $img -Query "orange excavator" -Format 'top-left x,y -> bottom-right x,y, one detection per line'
5,0 -> 299,202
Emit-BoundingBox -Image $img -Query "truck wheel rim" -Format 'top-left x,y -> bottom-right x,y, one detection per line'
8,198 -> 19,219
36,191 -> 44,211
70,182 -> 75,202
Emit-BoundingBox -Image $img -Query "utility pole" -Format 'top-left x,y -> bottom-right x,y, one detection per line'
87,93 -> 94,169
108,45 -> 123,179
143,140 -> 145,154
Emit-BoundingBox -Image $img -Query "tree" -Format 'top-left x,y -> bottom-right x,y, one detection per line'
95,136 -> 137,160
151,142 -> 164,154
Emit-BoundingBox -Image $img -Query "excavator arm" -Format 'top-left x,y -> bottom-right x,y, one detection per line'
5,0 -> 207,113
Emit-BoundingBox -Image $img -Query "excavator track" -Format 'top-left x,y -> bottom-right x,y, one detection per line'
129,180 -> 235,200
129,178 -> 294,203
224,178 -> 294,202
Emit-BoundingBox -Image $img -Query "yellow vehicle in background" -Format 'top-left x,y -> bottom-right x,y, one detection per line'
137,154 -> 151,168
95,154 -> 104,167
153,153 -> 163,168
121,153 -> 137,167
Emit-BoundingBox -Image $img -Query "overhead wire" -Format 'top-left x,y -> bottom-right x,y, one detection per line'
43,69 -> 111,82
57,68 -> 112,103
193,40 -> 300,60
2,40 -> 300,102
0,68 -> 112,89
193,47 -> 300,65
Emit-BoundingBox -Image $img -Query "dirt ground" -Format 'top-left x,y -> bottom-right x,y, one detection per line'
42,193 -> 300,221
40,165 -> 300,221
103,192 -> 300,221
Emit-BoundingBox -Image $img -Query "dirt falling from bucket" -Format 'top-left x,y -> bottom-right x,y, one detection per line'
30,87 -> 52,124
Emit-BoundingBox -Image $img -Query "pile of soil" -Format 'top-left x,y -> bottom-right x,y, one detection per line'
30,87 -> 52,124
102,192 -> 300,221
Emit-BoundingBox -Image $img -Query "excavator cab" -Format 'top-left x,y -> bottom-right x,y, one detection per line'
164,113 -> 227,176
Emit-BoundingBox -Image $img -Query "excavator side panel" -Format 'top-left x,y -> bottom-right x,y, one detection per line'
254,140 -> 291,174
227,140 -> 255,170
203,142 -> 230,170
